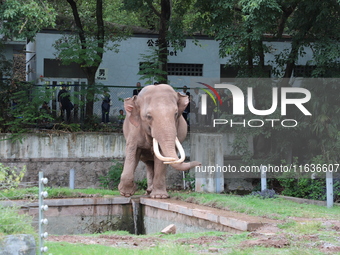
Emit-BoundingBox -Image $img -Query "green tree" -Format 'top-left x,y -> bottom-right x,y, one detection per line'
0,0 -> 56,41
194,0 -> 340,164
123,0 -> 195,83
51,0 -> 127,121
0,0 -> 56,132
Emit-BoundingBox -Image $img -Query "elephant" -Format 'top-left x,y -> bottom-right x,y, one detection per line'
118,84 -> 201,199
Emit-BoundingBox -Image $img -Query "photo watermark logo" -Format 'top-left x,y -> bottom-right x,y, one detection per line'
199,81 -> 312,128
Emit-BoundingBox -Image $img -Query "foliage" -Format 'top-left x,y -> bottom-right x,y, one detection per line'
277,154 -> 340,201
135,178 -> 148,191
192,1 -> 340,172
51,0 -> 128,120
0,205 -> 35,235
183,171 -> 195,191
0,0 -> 56,41
250,189 -> 277,199
138,47 -> 168,84
1,83 -> 55,137
0,163 -> 26,192
99,161 -> 124,189
279,177 -> 340,201
0,163 -> 33,236
123,0 -> 196,83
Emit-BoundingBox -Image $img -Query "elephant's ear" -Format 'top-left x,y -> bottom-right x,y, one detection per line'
177,92 -> 189,114
124,96 -> 140,127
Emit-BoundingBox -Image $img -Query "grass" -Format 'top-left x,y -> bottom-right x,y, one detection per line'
1,188 -> 338,254
0,205 -> 35,236
45,228 -> 338,255
47,242 -> 194,255
169,191 -> 340,220
0,187 -> 144,200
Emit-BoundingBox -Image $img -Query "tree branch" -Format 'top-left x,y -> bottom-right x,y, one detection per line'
145,0 -> 161,17
96,0 -> 104,61
66,0 -> 86,50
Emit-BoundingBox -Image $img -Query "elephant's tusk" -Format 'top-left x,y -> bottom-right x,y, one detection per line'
164,137 -> 186,164
153,138 -> 176,162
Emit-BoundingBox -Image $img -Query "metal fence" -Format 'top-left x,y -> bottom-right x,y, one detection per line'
9,84 -> 227,129
37,84 -> 201,125
36,84 -> 143,124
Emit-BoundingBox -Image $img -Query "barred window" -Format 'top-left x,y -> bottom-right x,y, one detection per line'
167,63 -> 203,76
293,65 -> 316,77
139,62 -> 203,76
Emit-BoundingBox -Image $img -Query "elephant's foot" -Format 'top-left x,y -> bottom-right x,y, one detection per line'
145,184 -> 153,195
118,181 -> 137,197
150,189 -> 169,199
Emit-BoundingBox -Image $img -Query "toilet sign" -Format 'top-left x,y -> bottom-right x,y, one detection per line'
96,68 -> 108,81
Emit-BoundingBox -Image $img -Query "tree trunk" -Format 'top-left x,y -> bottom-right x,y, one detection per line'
158,0 -> 171,83
85,67 -> 97,119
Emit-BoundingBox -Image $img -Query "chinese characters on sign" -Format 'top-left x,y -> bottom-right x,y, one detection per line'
147,39 -> 186,56
96,68 -> 108,81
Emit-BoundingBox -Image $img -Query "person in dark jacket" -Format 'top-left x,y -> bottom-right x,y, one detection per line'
57,85 -> 72,123
101,90 -> 111,123
133,82 -> 142,96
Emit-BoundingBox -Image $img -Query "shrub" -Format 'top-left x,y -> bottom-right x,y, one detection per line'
0,163 -> 26,192
279,178 -> 340,201
0,164 -> 34,236
136,178 -> 148,191
99,161 -> 123,189
0,205 -> 35,235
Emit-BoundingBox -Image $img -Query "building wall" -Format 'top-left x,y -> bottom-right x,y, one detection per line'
27,32 -> 315,88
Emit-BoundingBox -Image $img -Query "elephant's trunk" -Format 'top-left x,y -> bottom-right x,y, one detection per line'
153,137 -> 201,171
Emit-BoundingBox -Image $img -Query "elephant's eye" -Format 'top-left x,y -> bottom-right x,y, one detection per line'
146,114 -> 152,120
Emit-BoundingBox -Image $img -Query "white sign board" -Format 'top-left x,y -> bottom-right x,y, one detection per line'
96,68 -> 108,81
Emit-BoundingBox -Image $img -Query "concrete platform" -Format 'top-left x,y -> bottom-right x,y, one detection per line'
140,198 -> 277,232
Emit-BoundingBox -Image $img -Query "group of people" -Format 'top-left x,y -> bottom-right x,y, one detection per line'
50,82 -> 232,126
56,85 -> 125,125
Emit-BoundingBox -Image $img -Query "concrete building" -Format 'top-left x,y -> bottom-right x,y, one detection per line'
25,30 -> 315,119
26,30 -> 315,86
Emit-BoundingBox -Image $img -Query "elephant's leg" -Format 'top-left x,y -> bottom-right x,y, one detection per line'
118,146 -> 141,197
144,160 -> 154,195
150,158 -> 169,199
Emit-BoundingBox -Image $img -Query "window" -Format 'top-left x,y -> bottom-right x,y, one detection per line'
167,63 -> 203,76
44,59 -> 86,78
139,62 -> 203,76
293,65 -> 316,77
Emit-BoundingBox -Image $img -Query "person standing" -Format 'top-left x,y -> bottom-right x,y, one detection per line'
118,109 -> 125,125
191,88 -> 201,125
133,82 -> 142,96
101,90 -> 111,124
58,85 -> 72,123
181,86 -> 191,124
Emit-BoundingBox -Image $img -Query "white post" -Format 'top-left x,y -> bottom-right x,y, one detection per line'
192,134 -> 224,193
261,165 -> 267,191
69,169 -> 75,189
326,171 -> 333,208
39,172 -> 49,254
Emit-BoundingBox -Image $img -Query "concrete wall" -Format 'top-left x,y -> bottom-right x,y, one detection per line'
0,132 -> 251,189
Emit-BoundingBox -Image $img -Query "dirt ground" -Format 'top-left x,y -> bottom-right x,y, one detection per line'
47,214 -> 340,253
